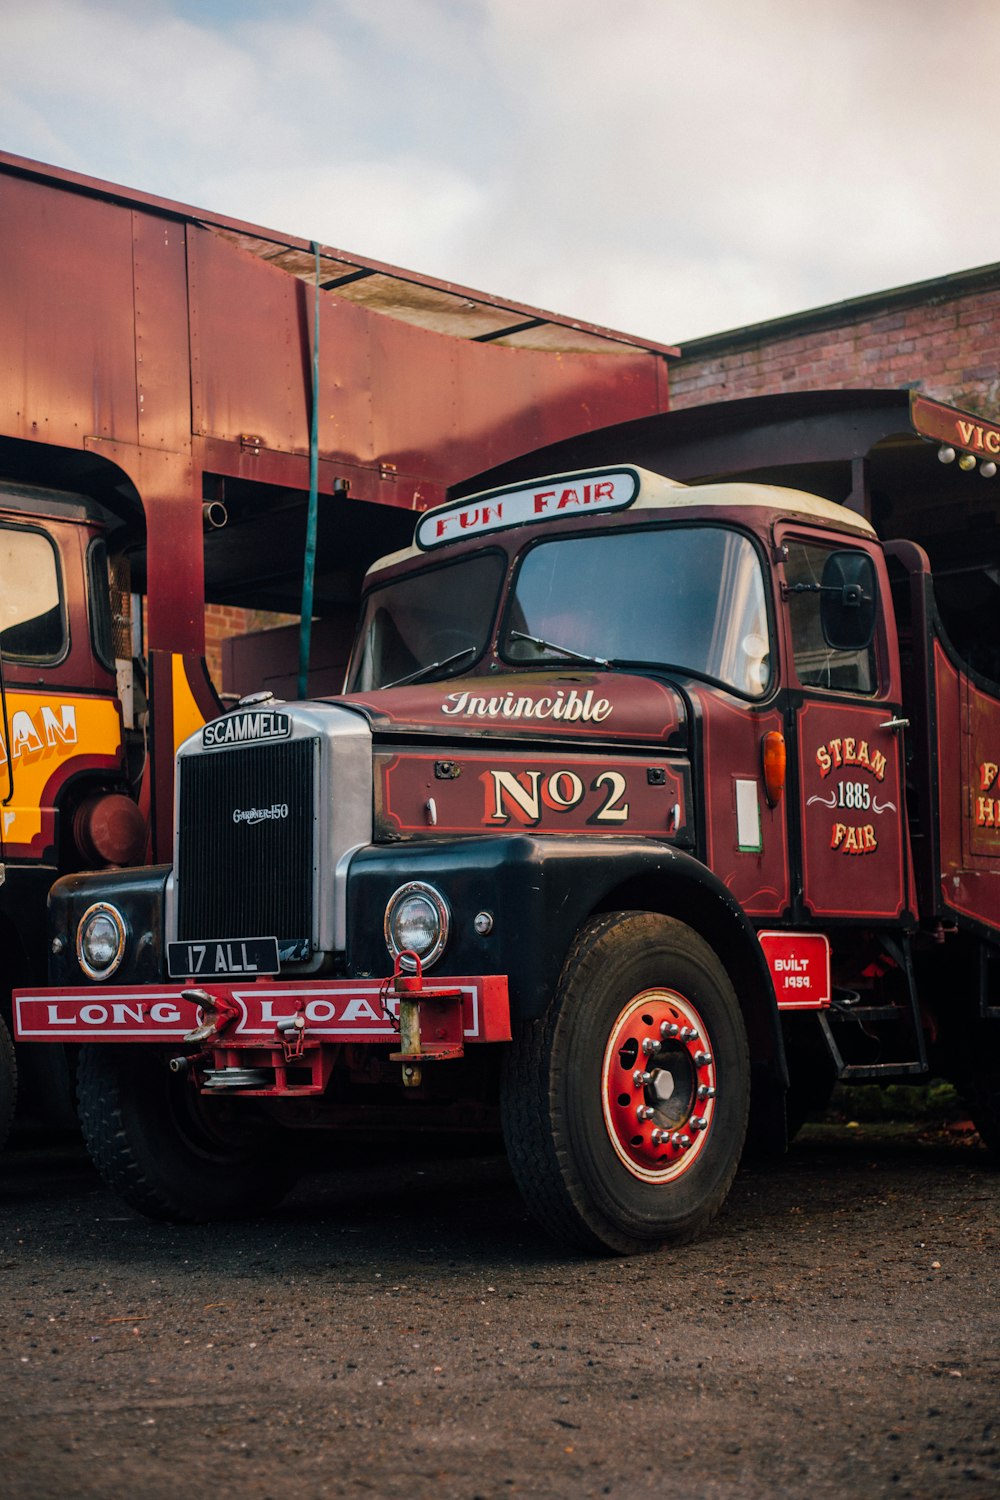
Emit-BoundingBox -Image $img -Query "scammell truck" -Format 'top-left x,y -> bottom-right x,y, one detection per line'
14,440 -> 1000,1252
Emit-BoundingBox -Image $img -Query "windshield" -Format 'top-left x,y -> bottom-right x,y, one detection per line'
349,551 -> 505,691
503,525 -> 771,697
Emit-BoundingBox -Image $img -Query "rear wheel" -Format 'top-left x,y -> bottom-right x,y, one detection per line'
501,911 -> 750,1254
77,1044 -> 295,1222
0,1016 -> 15,1152
966,1042 -> 1000,1159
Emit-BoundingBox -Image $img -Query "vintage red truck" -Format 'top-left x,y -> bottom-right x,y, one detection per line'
13,430 -> 1000,1252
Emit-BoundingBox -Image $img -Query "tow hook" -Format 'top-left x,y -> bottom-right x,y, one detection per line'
180,987 -> 240,1046
276,1011 -> 307,1061
385,951 -> 466,1087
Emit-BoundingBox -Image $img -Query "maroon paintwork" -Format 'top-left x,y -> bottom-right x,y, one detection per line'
344,670 -> 686,745
935,642 -> 1000,930
376,748 -> 689,841
693,689 -> 791,918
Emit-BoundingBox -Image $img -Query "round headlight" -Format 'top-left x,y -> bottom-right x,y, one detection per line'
384,882 -> 450,971
76,902 -> 127,980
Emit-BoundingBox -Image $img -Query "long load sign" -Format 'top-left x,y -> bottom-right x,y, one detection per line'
15,977 -> 511,1044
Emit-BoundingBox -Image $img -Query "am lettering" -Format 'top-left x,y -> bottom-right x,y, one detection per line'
0,703 -> 78,764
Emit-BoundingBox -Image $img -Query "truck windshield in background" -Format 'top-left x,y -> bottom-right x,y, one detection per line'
349,551 -> 505,691
503,525 -> 772,698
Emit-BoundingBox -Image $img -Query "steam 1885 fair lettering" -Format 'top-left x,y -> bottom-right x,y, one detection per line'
812,733 -> 891,857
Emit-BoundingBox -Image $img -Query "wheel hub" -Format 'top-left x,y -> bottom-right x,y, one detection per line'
601,988 -> 718,1182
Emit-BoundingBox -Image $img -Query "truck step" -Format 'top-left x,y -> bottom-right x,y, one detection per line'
817,939 -> 929,1084
836,1061 -> 927,1080
829,1004 -> 911,1023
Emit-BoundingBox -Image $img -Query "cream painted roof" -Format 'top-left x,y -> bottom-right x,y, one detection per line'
365,464 -> 875,579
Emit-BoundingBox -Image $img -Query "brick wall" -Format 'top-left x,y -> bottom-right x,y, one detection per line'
670,265 -> 1000,419
204,606 -> 296,694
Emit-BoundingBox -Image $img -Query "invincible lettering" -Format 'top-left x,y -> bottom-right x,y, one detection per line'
442,688 -> 612,724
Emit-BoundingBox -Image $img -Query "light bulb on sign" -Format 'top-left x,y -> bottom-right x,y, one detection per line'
981,461 -> 997,478
958,452 -> 977,471
937,446 -> 956,463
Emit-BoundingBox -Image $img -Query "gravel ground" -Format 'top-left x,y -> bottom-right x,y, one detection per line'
0,1122 -> 998,1500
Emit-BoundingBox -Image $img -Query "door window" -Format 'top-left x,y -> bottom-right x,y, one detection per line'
0,526 -> 66,662
785,540 -> 877,694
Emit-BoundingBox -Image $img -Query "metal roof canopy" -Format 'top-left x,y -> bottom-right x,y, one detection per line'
449,388 -> 1000,579
0,150 -> 676,361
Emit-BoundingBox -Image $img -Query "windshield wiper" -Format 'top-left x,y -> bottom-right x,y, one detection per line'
382,647 -> 476,690
508,630 -> 610,669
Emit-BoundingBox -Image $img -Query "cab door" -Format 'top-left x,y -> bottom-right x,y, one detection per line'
778,530 -> 909,923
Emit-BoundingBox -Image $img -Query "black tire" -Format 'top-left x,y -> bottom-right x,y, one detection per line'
501,911 -> 750,1255
0,1016 -> 16,1152
77,1044 -> 295,1222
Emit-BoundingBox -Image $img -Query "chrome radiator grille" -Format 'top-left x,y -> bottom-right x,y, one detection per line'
176,738 -> 317,948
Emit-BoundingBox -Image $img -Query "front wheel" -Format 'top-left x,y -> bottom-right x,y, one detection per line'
77,1044 -> 295,1222
501,912 -> 750,1254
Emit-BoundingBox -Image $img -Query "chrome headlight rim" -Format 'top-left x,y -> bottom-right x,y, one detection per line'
76,901 -> 128,981
384,881 -> 450,972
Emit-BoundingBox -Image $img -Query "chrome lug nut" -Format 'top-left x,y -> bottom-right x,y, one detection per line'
660,1021 -> 680,1039
637,1105 -> 656,1122
642,1037 -> 662,1056
633,1070 -> 653,1088
694,1050 -> 713,1067
697,1084 -> 717,1100
689,1116 -> 707,1131
651,1128 -> 667,1146
678,1134 -> 692,1149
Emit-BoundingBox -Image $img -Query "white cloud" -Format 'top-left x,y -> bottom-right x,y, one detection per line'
1,0 -> 999,344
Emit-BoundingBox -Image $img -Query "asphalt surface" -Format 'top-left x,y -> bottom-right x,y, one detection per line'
1,1122 -> 998,1500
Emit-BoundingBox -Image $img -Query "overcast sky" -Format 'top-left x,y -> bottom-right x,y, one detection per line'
3,0 -> 1000,345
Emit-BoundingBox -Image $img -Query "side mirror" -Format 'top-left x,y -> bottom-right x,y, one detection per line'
820,551 -> 876,651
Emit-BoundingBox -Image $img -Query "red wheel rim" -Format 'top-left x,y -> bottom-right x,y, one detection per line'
601,988 -> 718,1183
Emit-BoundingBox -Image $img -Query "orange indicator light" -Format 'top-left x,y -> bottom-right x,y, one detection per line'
762,730 -> 786,807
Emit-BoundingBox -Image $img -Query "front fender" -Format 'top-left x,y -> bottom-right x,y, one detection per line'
347,835 -> 780,1034
47,866 -> 170,986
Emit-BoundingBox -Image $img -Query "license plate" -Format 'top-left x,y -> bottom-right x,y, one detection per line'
166,937 -> 280,979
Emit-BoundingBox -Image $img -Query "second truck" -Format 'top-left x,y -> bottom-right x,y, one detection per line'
14,395 -> 1000,1252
